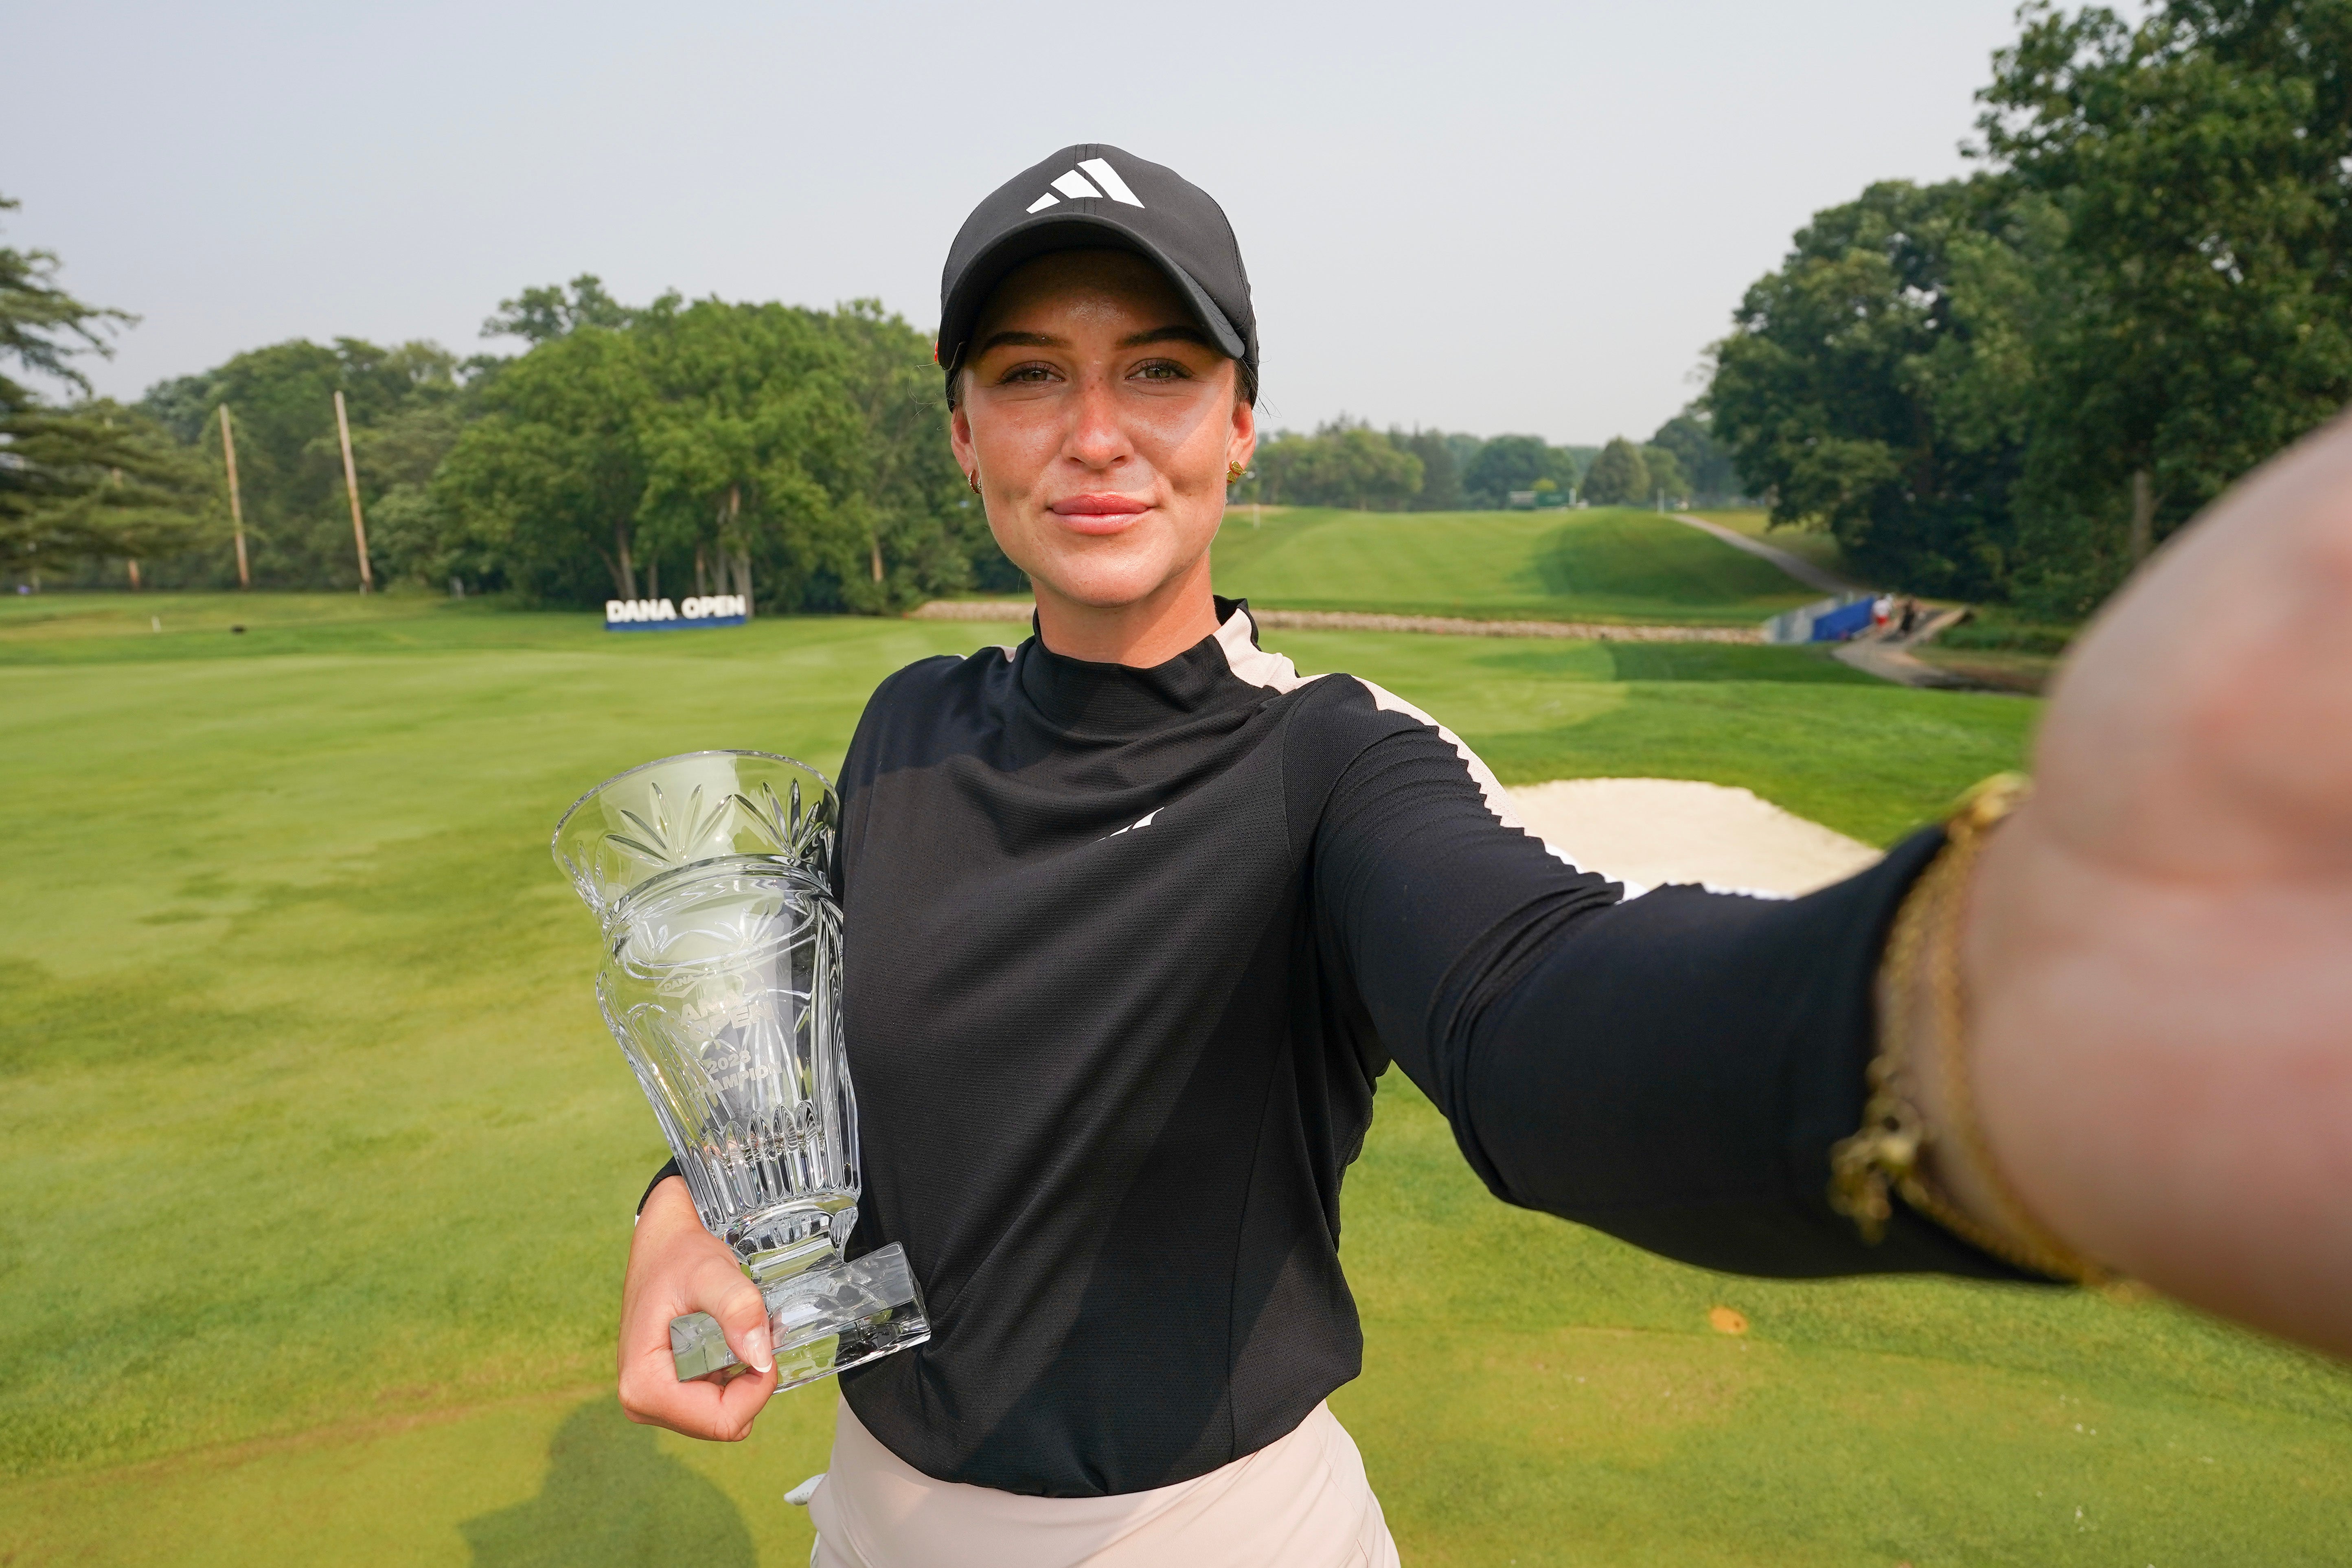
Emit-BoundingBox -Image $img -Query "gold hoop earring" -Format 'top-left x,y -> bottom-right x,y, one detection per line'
1227,461 -> 1246,485
967,471 -> 980,496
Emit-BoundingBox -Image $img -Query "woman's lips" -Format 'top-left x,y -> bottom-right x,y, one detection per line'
1047,493 -> 1151,536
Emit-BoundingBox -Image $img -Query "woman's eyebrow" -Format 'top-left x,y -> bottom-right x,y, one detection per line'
975,324 -> 1212,354
975,329 -> 1064,353
1118,325 -> 1214,349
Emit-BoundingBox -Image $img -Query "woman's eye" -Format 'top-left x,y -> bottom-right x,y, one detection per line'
1133,360 -> 1190,382
999,363 -> 1058,384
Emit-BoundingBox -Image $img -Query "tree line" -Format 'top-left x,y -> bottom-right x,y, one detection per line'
3,231 -> 1745,606
4,267 -> 1019,610
1239,415 -> 1743,512
1706,0 -> 2352,616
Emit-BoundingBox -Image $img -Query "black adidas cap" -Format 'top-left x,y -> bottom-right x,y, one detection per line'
937,143 -> 1256,397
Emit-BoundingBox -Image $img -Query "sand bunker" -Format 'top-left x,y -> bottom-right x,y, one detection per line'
1505,777 -> 1881,898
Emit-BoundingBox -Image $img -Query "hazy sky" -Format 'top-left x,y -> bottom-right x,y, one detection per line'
7,1 -> 2034,445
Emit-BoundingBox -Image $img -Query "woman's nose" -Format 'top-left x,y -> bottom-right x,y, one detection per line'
1063,376 -> 1131,469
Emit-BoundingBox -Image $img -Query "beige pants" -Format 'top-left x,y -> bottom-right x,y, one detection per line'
807,1399 -> 1401,1568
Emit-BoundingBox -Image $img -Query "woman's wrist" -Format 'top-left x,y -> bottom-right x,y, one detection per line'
1832,775 -> 2126,1287
635,1159 -> 685,1223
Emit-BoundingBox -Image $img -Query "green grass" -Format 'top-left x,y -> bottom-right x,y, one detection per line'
1938,606 -> 2080,658
4,593 -> 2347,1566
1210,507 -> 1823,626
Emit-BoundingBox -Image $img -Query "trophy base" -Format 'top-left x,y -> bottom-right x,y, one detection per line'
670,1242 -> 931,1389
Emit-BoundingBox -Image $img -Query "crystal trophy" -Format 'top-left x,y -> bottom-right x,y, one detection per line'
553,750 -> 929,1388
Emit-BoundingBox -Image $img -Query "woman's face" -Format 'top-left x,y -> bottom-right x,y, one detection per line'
950,250 -> 1254,610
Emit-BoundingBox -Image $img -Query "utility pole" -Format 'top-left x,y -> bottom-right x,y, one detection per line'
726,485 -> 752,619
333,390 -> 374,592
219,405 -> 250,589
105,412 -> 140,590
2128,469 -> 2156,566
121,491 -> 140,587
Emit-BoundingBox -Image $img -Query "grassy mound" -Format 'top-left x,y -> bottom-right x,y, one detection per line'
4,595 -> 2345,1565
1210,507 -> 1822,626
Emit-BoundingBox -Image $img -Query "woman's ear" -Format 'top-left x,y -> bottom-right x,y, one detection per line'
950,399 -> 976,474
1228,383 -> 1257,471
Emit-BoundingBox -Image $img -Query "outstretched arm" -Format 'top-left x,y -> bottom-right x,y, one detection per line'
1308,716 -> 2024,1281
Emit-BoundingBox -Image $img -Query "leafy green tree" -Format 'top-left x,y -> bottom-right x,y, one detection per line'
4,401 -> 216,583
140,336 -> 470,587
1443,433 -> 1487,496
1639,445 -> 1688,504
1253,419 -> 1423,509
435,291 -> 984,611
1388,428 -> 1462,510
1982,0 -> 2352,612
1708,2 -> 2352,609
481,275 -> 635,346
1463,434 -> 1539,504
1462,434 -> 1576,506
816,300 -> 1011,599
1579,437 -> 1652,505
344,402 -> 471,584
433,319 -> 658,602
1647,406 -> 1742,500
2,196 -> 212,583
1706,178 -> 2056,594
0,198 -> 129,392
633,298 -> 855,609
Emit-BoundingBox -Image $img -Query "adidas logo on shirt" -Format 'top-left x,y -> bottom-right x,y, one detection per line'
1026,157 -> 1145,214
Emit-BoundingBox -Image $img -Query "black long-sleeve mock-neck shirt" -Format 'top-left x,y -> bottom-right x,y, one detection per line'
670,601 -> 2021,1498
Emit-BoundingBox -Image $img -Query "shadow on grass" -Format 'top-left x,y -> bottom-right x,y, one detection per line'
1449,640 -> 1872,685
1602,643 -> 1876,684
1531,511 -> 1809,608
461,1399 -> 755,1568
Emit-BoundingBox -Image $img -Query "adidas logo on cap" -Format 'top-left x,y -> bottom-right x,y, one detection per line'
1025,157 -> 1144,214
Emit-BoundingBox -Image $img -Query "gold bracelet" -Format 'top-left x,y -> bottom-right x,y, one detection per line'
1830,774 -> 2124,1288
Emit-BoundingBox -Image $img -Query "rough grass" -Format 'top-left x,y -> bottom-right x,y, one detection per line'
4,594 -> 2347,1566
1210,507 -> 1821,625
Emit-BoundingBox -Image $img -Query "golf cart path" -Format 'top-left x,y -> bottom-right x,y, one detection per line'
1831,607 -> 1977,689
1661,520 -> 2006,692
1669,513 -> 1859,595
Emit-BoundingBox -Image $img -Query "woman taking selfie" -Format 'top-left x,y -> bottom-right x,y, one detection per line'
614,145 -> 2352,1566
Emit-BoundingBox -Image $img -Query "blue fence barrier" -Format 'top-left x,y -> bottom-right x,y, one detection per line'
1762,591 -> 1878,645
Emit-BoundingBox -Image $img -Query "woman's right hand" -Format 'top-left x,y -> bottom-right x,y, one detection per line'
616,1175 -> 778,1439
1958,408 -> 2352,1356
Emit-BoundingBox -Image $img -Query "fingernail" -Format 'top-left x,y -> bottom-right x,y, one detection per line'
745,1329 -> 772,1373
